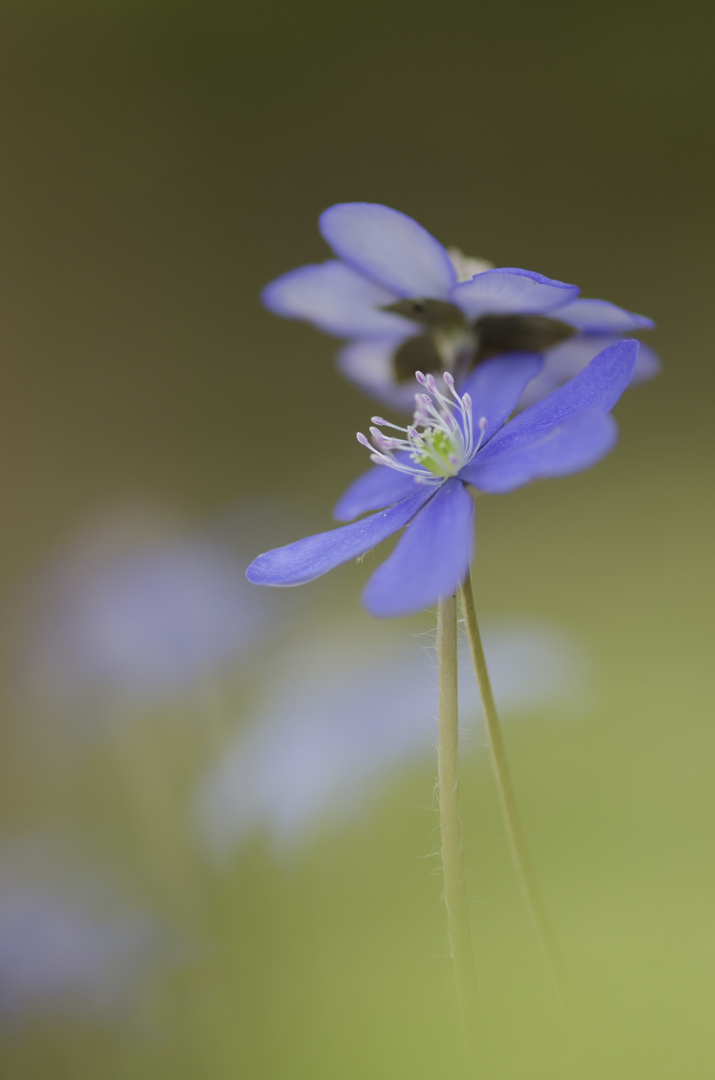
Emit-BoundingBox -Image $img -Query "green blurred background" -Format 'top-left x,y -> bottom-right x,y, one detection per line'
0,0 -> 713,1077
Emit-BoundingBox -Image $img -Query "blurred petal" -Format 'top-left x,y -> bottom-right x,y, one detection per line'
362,479 -> 474,618
516,335 -> 619,409
631,340 -> 661,383
334,465 -> 419,522
451,268 -> 579,321
462,410 -> 618,493
261,260 -> 412,337
0,837 -> 171,1024
319,203 -> 456,299
480,339 -> 637,460
195,620 -> 590,858
516,336 -> 660,410
556,297 -> 655,333
246,490 -> 434,587
460,353 -> 544,441
336,337 -> 420,411
13,509 -> 270,716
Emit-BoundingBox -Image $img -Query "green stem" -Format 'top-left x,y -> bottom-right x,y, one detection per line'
458,569 -> 571,1013
437,594 -> 478,1045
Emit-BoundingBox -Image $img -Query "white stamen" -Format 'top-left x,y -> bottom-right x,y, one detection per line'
372,417 -> 410,434
356,373 -> 488,484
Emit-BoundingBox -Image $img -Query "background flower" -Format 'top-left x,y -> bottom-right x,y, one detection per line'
195,620 -> 591,859
263,202 -> 658,409
0,836 -> 171,1026
9,506 -> 274,725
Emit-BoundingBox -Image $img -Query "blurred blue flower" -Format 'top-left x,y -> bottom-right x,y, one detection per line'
263,202 -> 658,410
195,621 -> 590,858
247,341 -> 637,618
13,508 -> 273,720
0,839 -> 169,1025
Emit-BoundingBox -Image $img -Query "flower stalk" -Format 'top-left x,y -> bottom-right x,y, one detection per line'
437,594 -> 478,1047
459,569 -> 570,1012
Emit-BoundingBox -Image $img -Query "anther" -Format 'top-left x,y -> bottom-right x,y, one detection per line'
356,432 -> 370,447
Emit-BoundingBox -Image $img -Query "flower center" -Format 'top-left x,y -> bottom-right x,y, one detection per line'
357,372 -> 487,486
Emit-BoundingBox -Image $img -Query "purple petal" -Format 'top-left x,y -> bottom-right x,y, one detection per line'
631,341 -> 661,383
450,268 -> 579,322
516,335 -> 660,410
246,490 -> 434,587
478,339 -> 638,462
319,203 -> 456,300
261,260 -> 413,338
459,353 -> 544,441
515,335 -> 619,409
334,465 -> 420,522
556,298 -> 655,334
336,338 -> 420,412
362,479 -> 474,618
462,410 -> 618,493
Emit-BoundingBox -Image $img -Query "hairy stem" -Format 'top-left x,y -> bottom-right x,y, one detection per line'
437,594 -> 478,1047
459,569 -> 570,1012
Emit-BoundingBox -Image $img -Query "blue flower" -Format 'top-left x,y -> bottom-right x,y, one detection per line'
247,340 -> 638,618
263,202 -> 658,410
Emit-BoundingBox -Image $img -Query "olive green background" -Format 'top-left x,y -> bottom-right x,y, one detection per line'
0,1 -> 713,1077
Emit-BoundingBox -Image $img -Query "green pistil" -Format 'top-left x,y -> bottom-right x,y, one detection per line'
418,429 -> 458,477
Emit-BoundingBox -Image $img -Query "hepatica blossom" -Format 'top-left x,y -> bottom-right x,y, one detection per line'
247,340 -> 638,617
263,202 -> 658,410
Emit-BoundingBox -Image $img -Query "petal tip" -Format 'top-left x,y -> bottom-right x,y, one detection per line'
361,586 -> 419,620
260,270 -> 304,317
245,555 -> 272,585
332,500 -> 354,524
